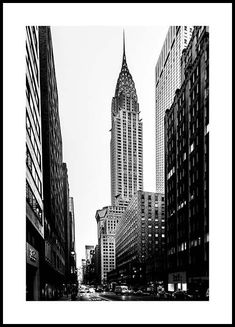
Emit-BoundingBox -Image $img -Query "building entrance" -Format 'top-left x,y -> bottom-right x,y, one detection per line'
26,264 -> 37,300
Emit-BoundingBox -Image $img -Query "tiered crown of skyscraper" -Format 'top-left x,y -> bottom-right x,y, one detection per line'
114,32 -> 138,103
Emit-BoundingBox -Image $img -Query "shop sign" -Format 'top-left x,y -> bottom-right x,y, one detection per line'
26,242 -> 39,267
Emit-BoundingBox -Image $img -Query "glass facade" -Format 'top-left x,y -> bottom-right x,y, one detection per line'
26,26 -> 44,238
164,26 -> 209,291
155,26 -> 193,193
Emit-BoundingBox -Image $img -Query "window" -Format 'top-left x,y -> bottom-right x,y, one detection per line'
26,181 -> 42,223
190,143 -> 194,153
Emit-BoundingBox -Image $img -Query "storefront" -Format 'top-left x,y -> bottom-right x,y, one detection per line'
26,242 -> 40,300
168,271 -> 187,292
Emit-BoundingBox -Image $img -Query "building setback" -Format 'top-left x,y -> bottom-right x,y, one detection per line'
39,26 -> 66,298
114,191 -> 165,286
164,26 -> 209,292
96,206 -> 125,284
26,26 -> 44,300
155,26 -> 193,193
110,32 -> 143,208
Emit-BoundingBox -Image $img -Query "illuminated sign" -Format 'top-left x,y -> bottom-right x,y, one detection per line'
26,242 -> 39,267
29,248 -> 37,262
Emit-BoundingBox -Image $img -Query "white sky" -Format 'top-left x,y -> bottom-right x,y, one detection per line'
51,26 -> 168,266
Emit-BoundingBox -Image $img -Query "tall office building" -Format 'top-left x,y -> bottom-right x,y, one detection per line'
39,26 -> 66,298
164,26 -> 209,292
110,33 -> 143,208
26,26 -> 44,300
114,191 -> 165,286
95,206 -> 125,284
155,26 -> 193,193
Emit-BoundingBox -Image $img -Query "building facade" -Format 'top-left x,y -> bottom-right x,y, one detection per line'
62,163 -> 71,290
95,206 -> 125,284
164,26 -> 209,293
115,191 -> 165,287
39,26 -> 66,299
111,33 -> 143,208
26,26 -> 44,300
85,245 -> 95,264
83,246 -> 96,285
155,26 -> 193,193
69,197 -> 77,285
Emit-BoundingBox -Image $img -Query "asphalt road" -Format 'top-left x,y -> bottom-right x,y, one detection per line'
75,291 -> 160,301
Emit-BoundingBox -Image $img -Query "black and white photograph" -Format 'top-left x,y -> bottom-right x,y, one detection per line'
3,2 -> 232,325
25,25 -> 209,302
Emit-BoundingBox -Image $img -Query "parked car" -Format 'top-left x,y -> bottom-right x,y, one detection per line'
128,289 -> 135,295
114,285 -> 130,295
134,289 -> 149,296
95,286 -> 104,293
156,291 -> 172,300
134,289 -> 143,295
172,290 -> 192,300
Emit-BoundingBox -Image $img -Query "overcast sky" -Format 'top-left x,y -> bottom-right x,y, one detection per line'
51,26 -> 169,266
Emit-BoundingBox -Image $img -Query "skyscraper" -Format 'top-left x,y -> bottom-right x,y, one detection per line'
155,26 -> 193,193
26,26 -> 44,301
95,205 -> 124,284
164,26 -> 209,292
115,191 -> 165,286
110,32 -> 143,208
39,26 -> 66,297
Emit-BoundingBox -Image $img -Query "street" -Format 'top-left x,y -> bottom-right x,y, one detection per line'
60,291 -> 169,301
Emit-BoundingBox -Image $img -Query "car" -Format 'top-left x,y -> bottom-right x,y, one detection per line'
95,286 -> 104,293
114,285 -> 130,295
134,289 -> 143,295
134,289 -> 149,296
172,290 -> 192,300
124,289 -> 135,296
156,291 -> 172,300
79,286 -> 89,293
88,287 -> 95,293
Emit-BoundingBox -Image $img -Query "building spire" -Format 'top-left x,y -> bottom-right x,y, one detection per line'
122,29 -> 127,66
123,29 -> 125,56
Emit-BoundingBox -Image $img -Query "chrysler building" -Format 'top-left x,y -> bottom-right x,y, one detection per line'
110,32 -> 143,208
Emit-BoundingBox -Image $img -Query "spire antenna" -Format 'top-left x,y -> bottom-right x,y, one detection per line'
123,29 -> 125,56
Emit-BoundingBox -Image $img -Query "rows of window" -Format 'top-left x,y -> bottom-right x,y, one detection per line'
26,112 -> 41,168
26,146 -> 42,195
26,45 -> 39,111
26,77 -> 40,138
26,27 -> 39,79
26,180 -> 42,223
